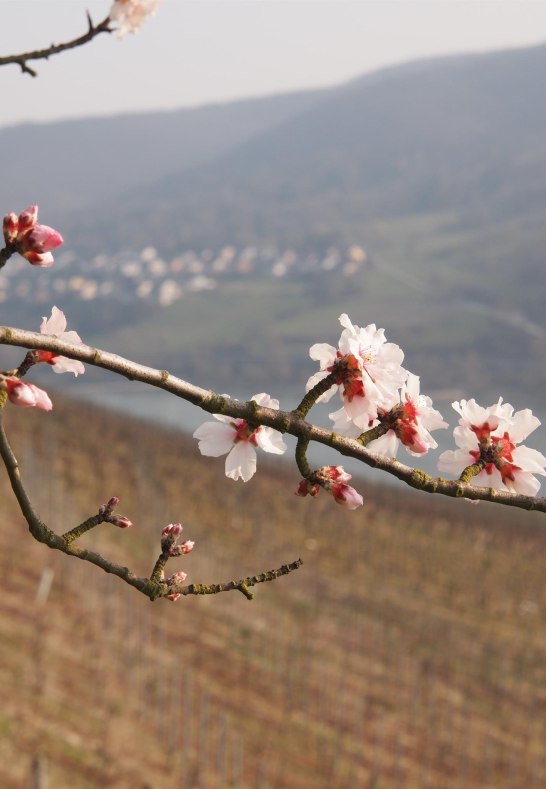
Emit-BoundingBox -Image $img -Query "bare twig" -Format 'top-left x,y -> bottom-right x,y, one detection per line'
0,12 -> 113,77
1,325 -> 545,514
0,405 -> 301,600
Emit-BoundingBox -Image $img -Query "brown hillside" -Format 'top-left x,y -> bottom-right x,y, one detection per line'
1,396 -> 546,787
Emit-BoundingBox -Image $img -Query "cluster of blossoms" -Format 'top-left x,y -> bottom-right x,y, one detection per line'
109,0 -> 161,37
2,206 -> 63,267
307,313 -> 448,456
439,399 -> 546,496
192,313 -> 546,509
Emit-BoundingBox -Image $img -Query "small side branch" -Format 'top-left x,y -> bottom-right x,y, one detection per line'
0,406 -> 301,601
0,12 -> 113,77
183,559 -> 304,600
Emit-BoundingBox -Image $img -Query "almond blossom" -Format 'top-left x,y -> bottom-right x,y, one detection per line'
36,306 -> 85,376
296,465 -> 364,510
0,377 -> 52,411
438,398 -> 546,496
109,0 -> 161,37
307,314 -> 407,431
193,393 -> 287,481
2,205 -> 63,267
366,373 -> 448,457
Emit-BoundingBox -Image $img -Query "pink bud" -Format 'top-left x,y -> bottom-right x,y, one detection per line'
180,540 -> 195,554
107,496 -> 120,509
166,570 -> 188,602
295,478 -> 320,498
111,515 -> 133,529
162,523 -> 183,538
331,483 -> 364,510
17,205 -> 38,232
3,212 -> 18,244
20,224 -> 64,254
2,378 -> 53,411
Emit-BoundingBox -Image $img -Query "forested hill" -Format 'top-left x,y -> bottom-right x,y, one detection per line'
0,88 -> 327,217
69,42 -> 546,252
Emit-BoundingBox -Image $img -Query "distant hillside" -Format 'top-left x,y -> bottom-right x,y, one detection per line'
0,88 -> 326,218
72,43 -> 546,252
1,396 -> 546,787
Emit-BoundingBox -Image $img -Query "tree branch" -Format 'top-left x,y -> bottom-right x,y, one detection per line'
1,325 -> 545,513
0,12 -> 113,77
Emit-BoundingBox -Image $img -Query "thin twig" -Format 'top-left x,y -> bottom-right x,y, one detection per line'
0,12 -> 113,77
0,406 -> 302,600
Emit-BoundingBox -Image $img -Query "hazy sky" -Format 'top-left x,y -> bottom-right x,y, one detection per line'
0,1 -> 545,127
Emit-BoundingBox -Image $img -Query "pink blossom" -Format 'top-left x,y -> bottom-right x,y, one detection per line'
307,314 -> 407,431
3,206 -> 63,266
193,392 -> 287,481
367,373 -> 448,457
109,0 -> 161,37
37,306 -> 85,376
438,398 -> 546,496
1,377 -> 52,411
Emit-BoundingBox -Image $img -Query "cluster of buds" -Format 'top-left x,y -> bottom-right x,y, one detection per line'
99,496 -> 133,528
2,206 -> 63,267
161,522 -> 195,557
296,466 -> 364,510
159,523 -> 195,601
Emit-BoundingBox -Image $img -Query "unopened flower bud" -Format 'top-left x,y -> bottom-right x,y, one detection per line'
169,539 -> 195,557
0,377 -> 52,411
19,223 -> 64,255
110,515 -> 133,529
295,479 -> 320,498
17,205 -> 38,232
99,496 -> 121,516
161,522 -> 183,552
179,539 -> 195,554
165,570 -> 188,602
3,212 -> 18,244
162,523 -> 183,538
